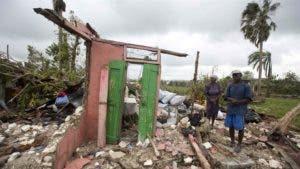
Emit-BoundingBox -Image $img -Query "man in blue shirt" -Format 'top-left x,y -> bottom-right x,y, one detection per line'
224,70 -> 252,153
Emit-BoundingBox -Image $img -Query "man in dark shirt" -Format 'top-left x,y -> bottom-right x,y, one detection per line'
224,70 -> 252,153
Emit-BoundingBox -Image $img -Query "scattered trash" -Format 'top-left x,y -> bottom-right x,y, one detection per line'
95,151 -> 105,158
216,110 -> 225,120
269,159 -> 282,169
258,158 -> 269,166
184,157 -> 193,164
143,159 -> 153,166
245,109 -> 262,123
118,141 -> 129,148
108,150 -> 125,159
202,142 -> 212,149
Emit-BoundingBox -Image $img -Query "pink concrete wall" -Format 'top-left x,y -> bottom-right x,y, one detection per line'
54,41 -> 124,169
55,110 -> 87,169
85,41 -> 124,140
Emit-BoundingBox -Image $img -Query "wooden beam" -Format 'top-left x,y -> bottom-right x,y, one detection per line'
188,134 -> 211,169
34,8 -> 187,57
149,138 -> 160,158
98,39 -> 188,57
33,8 -> 98,40
160,49 -> 187,57
125,58 -> 159,65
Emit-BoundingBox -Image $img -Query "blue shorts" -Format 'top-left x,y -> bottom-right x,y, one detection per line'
224,114 -> 244,130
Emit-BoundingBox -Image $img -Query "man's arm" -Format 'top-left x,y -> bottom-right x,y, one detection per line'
224,85 -> 237,104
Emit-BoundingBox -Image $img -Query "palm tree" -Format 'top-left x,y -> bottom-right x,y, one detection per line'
241,0 -> 280,96
248,51 -> 272,78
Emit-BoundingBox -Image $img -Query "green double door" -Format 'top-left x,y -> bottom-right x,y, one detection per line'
106,60 -> 158,143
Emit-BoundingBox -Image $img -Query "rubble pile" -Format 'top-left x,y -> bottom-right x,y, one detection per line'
0,106 -> 84,169
70,127 -> 201,169
67,104 -> 299,169
0,86 -> 299,169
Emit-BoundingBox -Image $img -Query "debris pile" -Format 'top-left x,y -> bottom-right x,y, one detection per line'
64,103 -> 300,169
0,106 -> 84,169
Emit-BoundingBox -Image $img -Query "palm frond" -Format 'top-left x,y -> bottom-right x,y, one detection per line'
270,21 -> 277,31
270,2 -> 281,12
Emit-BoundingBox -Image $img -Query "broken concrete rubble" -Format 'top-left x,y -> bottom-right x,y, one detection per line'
7,152 -> 21,162
109,150 -> 126,159
143,159 -> 153,166
269,159 -> 283,169
0,105 -> 83,168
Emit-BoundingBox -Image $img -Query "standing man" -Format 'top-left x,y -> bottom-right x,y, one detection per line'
204,75 -> 222,129
224,70 -> 252,153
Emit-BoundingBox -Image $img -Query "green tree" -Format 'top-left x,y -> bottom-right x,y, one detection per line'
243,70 -> 254,80
248,51 -> 272,78
27,45 -> 51,72
241,0 -> 280,95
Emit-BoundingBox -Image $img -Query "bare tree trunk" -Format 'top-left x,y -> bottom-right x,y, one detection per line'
70,35 -> 80,71
266,56 -> 272,97
58,27 -> 63,73
6,44 -> 9,60
55,8 -> 64,74
191,51 -> 200,114
271,104 -> 300,134
257,42 -> 263,96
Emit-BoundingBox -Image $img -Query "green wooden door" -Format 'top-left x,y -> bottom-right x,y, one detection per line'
106,60 -> 126,144
138,64 -> 158,140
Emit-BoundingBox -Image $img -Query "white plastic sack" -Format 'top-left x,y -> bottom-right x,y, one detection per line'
169,95 -> 186,106
124,97 -> 138,116
161,92 -> 176,104
216,111 -> 225,120
159,89 -> 169,101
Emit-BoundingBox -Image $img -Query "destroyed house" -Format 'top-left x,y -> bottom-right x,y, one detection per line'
34,8 -> 187,169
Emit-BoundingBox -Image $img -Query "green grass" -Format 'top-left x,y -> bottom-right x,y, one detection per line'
161,85 -> 190,96
249,97 -> 300,127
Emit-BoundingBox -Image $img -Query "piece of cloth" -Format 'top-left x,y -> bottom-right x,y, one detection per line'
55,95 -> 69,106
205,82 -> 222,118
224,113 -> 245,130
58,91 -> 67,97
225,83 -> 252,115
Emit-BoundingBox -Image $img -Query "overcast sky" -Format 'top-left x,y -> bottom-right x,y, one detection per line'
0,0 -> 299,80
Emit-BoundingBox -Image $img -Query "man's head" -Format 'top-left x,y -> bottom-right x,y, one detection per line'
210,75 -> 218,83
232,70 -> 242,83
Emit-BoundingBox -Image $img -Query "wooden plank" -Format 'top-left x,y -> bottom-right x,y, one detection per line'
188,134 -> 211,169
273,144 -> 300,169
33,8 -> 97,40
98,68 -> 109,147
149,138 -> 160,158
153,50 -> 161,135
125,58 -> 159,65
98,39 -> 188,57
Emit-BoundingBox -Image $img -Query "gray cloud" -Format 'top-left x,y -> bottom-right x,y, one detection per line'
67,0 -> 299,37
